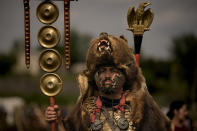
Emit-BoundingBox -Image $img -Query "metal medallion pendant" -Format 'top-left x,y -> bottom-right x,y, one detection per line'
91,119 -> 103,131
117,118 -> 129,130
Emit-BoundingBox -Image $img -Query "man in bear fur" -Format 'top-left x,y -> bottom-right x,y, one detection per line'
45,33 -> 171,131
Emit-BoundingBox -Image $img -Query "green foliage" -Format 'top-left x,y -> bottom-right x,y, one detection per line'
0,54 -> 16,76
171,33 -> 197,103
140,33 -> 197,106
0,39 -> 21,76
171,34 -> 197,86
141,58 -> 171,94
0,92 -> 78,106
70,29 -> 92,64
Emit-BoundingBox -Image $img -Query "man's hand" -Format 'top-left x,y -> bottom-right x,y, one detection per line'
45,105 -> 61,122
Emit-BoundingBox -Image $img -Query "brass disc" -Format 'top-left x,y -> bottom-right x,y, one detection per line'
40,73 -> 62,96
39,49 -> 62,72
36,1 -> 59,24
38,26 -> 60,48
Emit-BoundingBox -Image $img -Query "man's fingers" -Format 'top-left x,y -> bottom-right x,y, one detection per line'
54,105 -> 59,111
46,105 -> 59,112
45,114 -> 57,122
46,117 -> 57,121
47,111 -> 56,115
47,106 -> 55,111
46,114 -> 57,119
45,105 -> 61,123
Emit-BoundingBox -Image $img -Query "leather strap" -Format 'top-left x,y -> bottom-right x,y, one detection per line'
113,93 -> 126,113
64,0 -> 70,70
23,0 -> 30,68
91,96 -> 102,123
91,94 -> 126,131
102,108 -> 120,131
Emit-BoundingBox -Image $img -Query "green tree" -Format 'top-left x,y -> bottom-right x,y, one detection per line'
140,33 -> 197,106
70,29 -> 92,64
171,33 -> 197,104
141,58 -> 171,94
0,40 -> 20,76
0,54 -> 16,76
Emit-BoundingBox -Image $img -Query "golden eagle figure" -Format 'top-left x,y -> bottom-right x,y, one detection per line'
127,2 -> 154,35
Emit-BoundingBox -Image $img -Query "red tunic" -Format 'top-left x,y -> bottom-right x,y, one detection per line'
175,125 -> 189,131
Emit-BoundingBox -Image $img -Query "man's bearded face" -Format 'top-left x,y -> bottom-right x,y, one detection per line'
94,66 -> 125,94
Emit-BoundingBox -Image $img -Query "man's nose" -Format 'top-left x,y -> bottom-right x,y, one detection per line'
105,70 -> 112,77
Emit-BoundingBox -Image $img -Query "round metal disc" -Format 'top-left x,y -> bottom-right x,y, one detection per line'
91,119 -> 103,131
39,49 -> 62,72
36,1 -> 59,24
40,73 -> 62,96
117,118 -> 129,130
38,26 -> 60,48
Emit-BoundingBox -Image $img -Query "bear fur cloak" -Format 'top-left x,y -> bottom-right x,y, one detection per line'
62,34 -> 171,131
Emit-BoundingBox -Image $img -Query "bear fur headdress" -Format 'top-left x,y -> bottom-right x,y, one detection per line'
77,32 -> 145,101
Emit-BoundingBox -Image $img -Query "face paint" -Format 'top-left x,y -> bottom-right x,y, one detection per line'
94,66 -> 125,94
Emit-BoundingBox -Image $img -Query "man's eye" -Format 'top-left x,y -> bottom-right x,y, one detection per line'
110,68 -> 118,73
99,69 -> 105,73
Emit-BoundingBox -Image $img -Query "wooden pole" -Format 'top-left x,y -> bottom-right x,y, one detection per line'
134,35 -> 143,67
50,96 -> 56,131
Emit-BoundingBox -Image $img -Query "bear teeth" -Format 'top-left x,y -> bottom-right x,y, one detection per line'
98,42 -> 101,46
99,47 -> 102,52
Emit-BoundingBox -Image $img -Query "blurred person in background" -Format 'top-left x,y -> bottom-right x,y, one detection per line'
0,106 -> 9,130
167,100 -> 190,131
14,104 -> 49,131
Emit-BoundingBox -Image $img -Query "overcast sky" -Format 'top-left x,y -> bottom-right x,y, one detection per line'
0,0 -> 197,59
